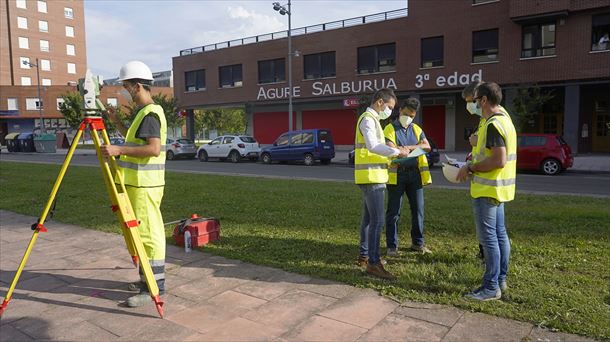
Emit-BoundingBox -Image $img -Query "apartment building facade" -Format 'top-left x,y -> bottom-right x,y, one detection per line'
173,0 -> 610,153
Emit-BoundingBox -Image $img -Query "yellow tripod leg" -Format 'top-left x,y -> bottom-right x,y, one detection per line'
0,126 -> 84,317
94,129 -> 138,267
90,126 -> 164,318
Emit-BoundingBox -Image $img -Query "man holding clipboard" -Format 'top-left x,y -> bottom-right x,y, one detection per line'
384,98 -> 433,256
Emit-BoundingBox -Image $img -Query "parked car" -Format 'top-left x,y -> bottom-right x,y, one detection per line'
166,138 -> 197,160
517,134 -> 573,175
260,129 -> 335,166
109,137 -> 125,145
348,138 -> 440,167
197,135 -> 261,163
465,133 -> 573,175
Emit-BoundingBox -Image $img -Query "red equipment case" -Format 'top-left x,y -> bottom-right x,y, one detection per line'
173,215 -> 220,248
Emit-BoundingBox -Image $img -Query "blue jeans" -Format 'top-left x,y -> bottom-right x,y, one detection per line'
358,184 -> 386,265
472,197 -> 510,291
386,169 -> 425,249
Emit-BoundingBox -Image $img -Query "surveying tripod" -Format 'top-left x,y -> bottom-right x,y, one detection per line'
0,71 -> 164,318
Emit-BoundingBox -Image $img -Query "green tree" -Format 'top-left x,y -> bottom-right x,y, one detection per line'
152,93 -> 182,137
58,92 -> 84,129
512,85 -> 555,132
194,108 -> 246,138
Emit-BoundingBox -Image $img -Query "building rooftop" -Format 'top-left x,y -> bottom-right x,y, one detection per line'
178,8 -> 408,56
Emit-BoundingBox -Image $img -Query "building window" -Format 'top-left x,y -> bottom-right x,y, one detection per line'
107,98 -> 118,107
26,98 -> 41,110
40,59 -> 50,71
8,98 -> 18,111
304,51 -> 335,79
357,43 -> 395,74
64,7 -> 73,19
65,26 -> 74,38
16,0 -> 26,9
258,58 -> 285,84
17,16 -> 27,29
40,40 -> 49,52
522,22 -> 556,58
42,78 -> 51,86
421,36 -> 444,68
21,77 -> 31,86
66,44 -> 75,56
472,29 -> 499,63
18,37 -> 29,49
20,57 -> 30,69
184,69 -> 205,91
592,13 -> 610,51
219,64 -> 243,88
37,1 -> 47,13
56,98 -> 65,110
39,20 -> 48,33
67,63 -> 76,74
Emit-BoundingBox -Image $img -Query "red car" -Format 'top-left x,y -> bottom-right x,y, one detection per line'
466,134 -> 573,175
517,134 -> 573,175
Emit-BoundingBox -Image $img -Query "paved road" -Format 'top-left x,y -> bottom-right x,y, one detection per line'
2,152 -> 609,197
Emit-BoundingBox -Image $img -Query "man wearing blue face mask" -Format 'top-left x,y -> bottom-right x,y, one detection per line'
355,88 -> 409,280
383,98 -> 432,256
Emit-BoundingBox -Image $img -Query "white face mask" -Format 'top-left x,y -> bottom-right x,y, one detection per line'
467,102 -> 482,116
379,105 -> 393,120
399,115 -> 413,128
120,88 -> 133,102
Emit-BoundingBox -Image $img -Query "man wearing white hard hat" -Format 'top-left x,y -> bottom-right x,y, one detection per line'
100,60 -> 168,307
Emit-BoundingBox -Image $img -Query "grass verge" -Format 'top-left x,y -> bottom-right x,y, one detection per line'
1,161 -> 609,339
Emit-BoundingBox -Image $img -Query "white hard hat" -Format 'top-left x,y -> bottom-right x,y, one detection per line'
118,60 -> 153,81
442,163 -> 462,183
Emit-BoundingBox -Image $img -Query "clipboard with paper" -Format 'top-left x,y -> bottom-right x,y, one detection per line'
391,147 -> 427,164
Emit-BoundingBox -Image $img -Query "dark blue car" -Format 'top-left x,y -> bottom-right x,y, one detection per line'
260,129 -> 335,166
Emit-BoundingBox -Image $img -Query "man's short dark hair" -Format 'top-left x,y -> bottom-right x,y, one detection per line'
371,88 -> 397,105
462,80 -> 482,99
125,78 -> 152,91
475,82 -> 502,106
401,97 -> 420,112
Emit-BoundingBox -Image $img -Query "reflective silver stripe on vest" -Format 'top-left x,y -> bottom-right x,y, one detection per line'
117,160 -> 166,171
507,153 -> 517,161
472,176 -> 516,187
419,166 -> 429,172
123,142 -> 168,151
355,143 -> 366,149
354,163 -> 388,170
140,273 -> 165,281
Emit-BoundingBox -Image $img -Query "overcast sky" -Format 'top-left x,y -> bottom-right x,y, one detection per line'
85,0 -> 407,79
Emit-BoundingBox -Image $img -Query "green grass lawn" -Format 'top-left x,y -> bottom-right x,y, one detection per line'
1,161 -> 609,340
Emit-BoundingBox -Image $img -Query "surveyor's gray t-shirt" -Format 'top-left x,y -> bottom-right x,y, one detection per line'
135,113 -> 161,140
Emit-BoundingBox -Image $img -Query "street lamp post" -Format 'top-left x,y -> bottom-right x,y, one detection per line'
22,58 -> 44,133
273,1 -> 293,131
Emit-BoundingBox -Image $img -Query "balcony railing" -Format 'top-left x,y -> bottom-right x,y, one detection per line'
179,8 -> 408,56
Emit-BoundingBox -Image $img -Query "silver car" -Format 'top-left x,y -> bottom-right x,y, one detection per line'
166,138 -> 197,160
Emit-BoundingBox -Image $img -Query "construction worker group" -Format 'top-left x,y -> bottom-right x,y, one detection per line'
354,82 -> 516,301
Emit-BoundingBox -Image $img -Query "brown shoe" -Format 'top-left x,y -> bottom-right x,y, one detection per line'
357,255 -> 368,267
357,256 -> 387,267
365,262 -> 396,280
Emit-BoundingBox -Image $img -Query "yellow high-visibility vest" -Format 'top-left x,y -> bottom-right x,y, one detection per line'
354,111 -> 390,184
471,113 -> 517,202
116,103 -> 167,187
383,123 -> 432,186
471,105 -> 510,154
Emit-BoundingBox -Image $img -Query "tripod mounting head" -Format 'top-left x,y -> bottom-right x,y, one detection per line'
77,70 -> 106,116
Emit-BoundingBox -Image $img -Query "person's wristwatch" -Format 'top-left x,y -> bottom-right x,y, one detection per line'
467,163 -> 474,173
